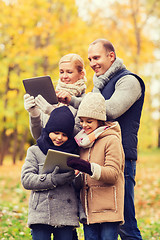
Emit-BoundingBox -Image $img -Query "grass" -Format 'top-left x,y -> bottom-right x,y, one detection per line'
134,148 -> 160,239
0,148 -> 160,239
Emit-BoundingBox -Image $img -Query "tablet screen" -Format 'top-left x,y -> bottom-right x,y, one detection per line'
42,149 -> 80,173
23,75 -> 58,105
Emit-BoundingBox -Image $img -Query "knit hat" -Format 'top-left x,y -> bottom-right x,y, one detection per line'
45,106 -> 75,138
37,106 -> 77,155
77,92 -> 106,121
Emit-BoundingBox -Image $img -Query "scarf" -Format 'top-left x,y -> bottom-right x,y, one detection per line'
74,126 -> 108,149
93,58 -> 126,93
56,78 -> 86,97
75,122 -> 119,149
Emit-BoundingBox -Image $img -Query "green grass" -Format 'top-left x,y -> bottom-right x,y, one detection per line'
0,203 -> 31,240
133,148 -> 160,240
0,148 -> 160,239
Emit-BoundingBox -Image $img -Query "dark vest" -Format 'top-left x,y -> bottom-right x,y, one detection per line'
101,69 -> 145,160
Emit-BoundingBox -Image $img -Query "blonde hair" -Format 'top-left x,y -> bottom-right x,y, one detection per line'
59,53 -> 86,78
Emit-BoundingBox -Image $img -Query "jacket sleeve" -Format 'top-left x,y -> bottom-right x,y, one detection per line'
105,75 -> 142,119
21,147 -> 55,191
70,93 -> 85,109
99,136 -> 124,184
29,115 -> 42,140
29,112 -> 49,140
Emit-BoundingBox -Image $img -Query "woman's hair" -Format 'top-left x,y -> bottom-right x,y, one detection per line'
59,53 -> 86,77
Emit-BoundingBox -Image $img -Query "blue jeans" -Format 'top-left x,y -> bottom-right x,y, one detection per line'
31,224 -> 73,240
119,160 -> 142,240
83,222 -> 119,240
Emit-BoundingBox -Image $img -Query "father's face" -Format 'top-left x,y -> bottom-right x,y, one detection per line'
88,42 -> 114,76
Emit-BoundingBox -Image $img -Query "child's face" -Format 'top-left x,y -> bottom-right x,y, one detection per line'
49,131 -> 68,146
80,117 -> 99,135
59,62 -> 84,84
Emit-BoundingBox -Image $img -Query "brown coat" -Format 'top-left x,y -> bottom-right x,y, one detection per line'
80,122 -> 125,224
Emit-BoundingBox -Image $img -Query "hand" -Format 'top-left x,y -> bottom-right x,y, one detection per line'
67,157 -> 92,176
24,94 -> 40,117
56,90 -> 72,105
51,166 -> 75,186
35,95 -> 55,114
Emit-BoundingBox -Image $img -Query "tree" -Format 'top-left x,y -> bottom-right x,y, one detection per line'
0,0 -> 88,164
76,0 -> 160,149
0,0 -> 160,164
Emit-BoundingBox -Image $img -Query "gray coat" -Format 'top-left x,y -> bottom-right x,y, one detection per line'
21,145 -> 79,228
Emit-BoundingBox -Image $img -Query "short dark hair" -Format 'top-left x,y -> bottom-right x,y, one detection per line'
90,39 -> 116,58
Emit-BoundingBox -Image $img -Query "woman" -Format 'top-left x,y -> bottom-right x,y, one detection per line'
24,53 -> 86,139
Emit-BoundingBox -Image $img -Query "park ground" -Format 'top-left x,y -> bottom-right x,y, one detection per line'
0,148 -> 160,239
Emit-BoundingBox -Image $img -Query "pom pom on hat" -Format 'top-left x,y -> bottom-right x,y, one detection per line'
45,106 -> 75,138
77,92 -> 106,121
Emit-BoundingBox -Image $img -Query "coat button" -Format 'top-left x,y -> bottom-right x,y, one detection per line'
40,174 -> 47,181
67,199 -> 71,203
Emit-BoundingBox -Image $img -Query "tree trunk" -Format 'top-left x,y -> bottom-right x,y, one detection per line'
0,129 -> 10,165
19,128 -> 29,161
12,128 -> 18,164
158,127 -> 160,148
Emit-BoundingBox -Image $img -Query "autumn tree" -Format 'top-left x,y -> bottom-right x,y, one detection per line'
76,0 -> 160,149
0,0 -> 88,164
0,0 -> 159,164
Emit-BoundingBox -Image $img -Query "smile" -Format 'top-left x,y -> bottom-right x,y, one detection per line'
94,67 -> 100,72
55,141 -> 63,145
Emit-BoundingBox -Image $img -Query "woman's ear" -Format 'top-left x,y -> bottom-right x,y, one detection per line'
80,71 -> 85,80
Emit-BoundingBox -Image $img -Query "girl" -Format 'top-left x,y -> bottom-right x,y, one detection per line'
67,92 -> 125,240
24,53 -> 86,139
21,106 -> 79,240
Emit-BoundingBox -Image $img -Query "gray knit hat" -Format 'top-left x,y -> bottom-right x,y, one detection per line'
77,92 -> 106,121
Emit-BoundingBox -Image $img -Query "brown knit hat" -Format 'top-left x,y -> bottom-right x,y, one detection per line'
77,92 -> 106,121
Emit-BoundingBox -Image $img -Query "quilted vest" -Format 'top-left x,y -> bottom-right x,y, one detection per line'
101,69 -> 145,160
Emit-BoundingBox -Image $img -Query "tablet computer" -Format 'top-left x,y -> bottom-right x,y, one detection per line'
23,75 -> 58,105
42,149 -> 80,173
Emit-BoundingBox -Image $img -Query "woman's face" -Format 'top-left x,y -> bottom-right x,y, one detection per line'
59,61 -> 83,84
49,131 -> 68,146
80,117 -> 99,135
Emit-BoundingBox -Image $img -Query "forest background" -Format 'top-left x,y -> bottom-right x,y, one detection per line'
0,0 -> 160,239
0,0 -> 160,164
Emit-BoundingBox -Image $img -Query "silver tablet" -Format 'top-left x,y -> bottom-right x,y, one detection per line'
42,149 -> 80,173
23,75 -> 58,105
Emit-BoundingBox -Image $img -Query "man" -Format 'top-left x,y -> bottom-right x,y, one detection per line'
87,38 -> 145,240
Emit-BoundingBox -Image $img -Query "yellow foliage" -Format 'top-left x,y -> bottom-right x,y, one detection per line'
5,128 -> 14,136
0,0 -> 159,151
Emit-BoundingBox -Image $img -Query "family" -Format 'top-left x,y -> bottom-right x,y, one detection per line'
21,38 -> 145,240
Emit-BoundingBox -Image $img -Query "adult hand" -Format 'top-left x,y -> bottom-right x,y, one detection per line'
51,166 -> 75,186
56,90 -> 72,105
35,95 -> 55,115
67,157 -> 92,176
24,94 -> 40,117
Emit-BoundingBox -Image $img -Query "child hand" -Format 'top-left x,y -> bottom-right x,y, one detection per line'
67,157 -> 92,176
51,166 -> 75,186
